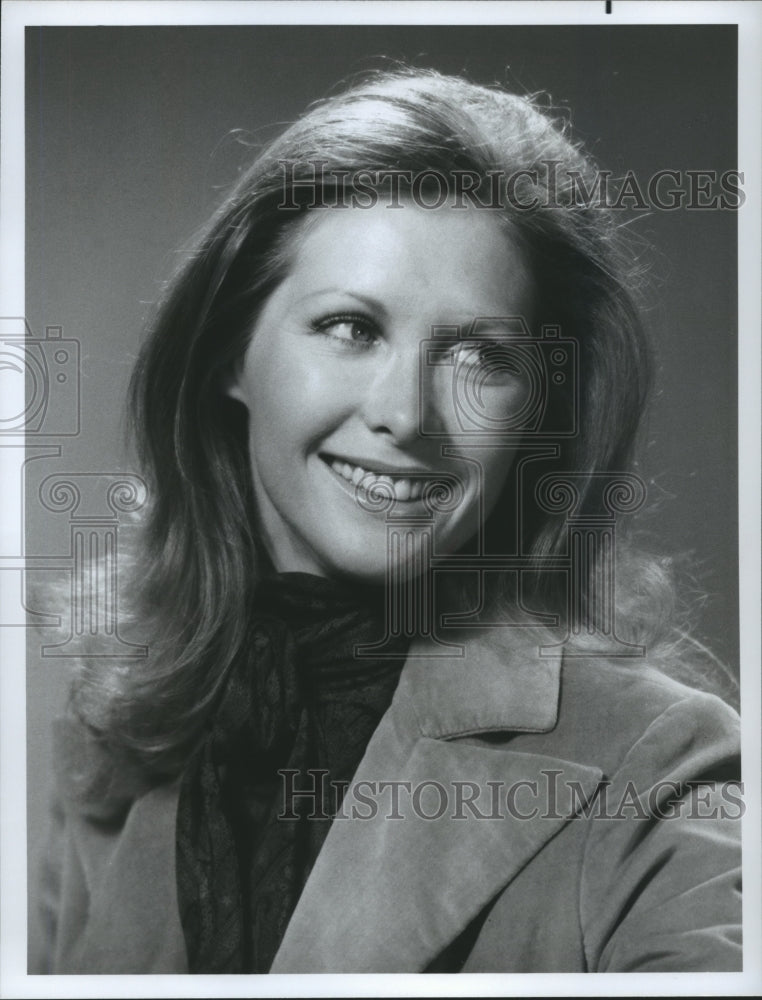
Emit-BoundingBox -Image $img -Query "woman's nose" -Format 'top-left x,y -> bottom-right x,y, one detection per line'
359,347 -> 425,446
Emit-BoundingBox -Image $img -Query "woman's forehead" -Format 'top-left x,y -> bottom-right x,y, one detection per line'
277,202 -> 535,320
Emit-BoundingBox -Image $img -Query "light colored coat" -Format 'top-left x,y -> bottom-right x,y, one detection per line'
33,630 -> 742,973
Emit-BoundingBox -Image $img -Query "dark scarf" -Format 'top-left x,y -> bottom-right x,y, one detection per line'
175,572 -> 407,973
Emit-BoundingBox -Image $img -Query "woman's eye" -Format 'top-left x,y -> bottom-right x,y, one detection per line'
450,341 -> 522,384
312,315 -> 378,347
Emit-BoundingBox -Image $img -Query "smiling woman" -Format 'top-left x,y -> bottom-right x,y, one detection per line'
226,203 -> 532,580
33,68 -> 741,975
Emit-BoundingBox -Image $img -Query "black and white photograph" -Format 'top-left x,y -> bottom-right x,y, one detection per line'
1,1 -> 760,996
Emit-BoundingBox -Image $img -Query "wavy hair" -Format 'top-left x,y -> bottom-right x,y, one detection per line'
69,68 -> 733,775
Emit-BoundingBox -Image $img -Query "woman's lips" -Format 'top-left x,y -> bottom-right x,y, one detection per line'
321,454 -> 445,504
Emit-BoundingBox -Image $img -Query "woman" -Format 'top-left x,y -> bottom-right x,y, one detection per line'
34,68 -> 741,975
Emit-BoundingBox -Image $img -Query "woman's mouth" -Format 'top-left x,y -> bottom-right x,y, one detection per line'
322,455 -> 443,503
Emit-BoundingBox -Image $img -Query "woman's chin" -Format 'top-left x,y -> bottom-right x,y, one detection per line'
320,536 -> 438,588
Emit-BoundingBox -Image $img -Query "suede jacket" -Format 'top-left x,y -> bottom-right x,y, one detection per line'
32,629 -> 742,974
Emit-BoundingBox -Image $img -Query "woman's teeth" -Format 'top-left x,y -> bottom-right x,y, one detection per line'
329,458 -> 427,502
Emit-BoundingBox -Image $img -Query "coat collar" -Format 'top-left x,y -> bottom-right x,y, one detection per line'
55,626 -> 559,821
399,627 -> 562,740
271,628 -> 602,973
55,627 -> 601,974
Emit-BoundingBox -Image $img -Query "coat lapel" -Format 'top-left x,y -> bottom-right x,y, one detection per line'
272,631 -> 602,973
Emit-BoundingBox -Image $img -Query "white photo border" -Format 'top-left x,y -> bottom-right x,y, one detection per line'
2,1 -> 760,997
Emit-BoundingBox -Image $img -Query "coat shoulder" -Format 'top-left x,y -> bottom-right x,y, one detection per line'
475,639 -> 742,973
501,641 -> 740,780
51,706 -> 153,824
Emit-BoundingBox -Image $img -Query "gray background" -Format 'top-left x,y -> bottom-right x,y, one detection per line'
25,23 -> 738,939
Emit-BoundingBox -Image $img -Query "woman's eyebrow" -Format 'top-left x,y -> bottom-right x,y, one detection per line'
461,318 -> 530,339
294,288 -> 390,318
294,289 -> 516,331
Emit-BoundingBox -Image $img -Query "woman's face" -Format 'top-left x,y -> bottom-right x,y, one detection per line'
228,201 -> 535,582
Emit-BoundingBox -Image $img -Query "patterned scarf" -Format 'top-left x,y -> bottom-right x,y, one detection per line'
175,572 -> 407,973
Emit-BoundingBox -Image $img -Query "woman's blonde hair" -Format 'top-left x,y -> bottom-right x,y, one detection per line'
69,68 -> 733,774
